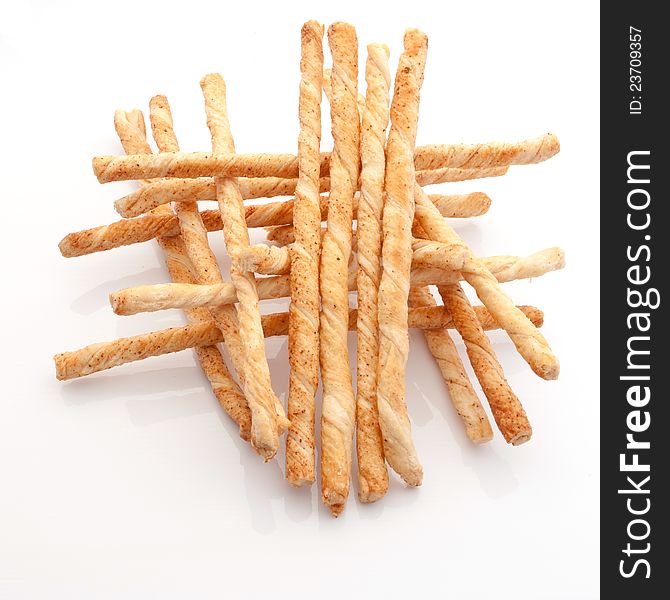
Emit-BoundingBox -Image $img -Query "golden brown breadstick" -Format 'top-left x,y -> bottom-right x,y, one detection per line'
439,283 -> 532,444
148,98 -> 278,455
60,190 -> 492,258
408,286 -> 493,444
115,176 -> 331,218
323,67 -> 366,117
145,100 -> 252,440
201,73 -> 286,460
413,133 -> 559,171
159,235 -> 253,440
55,303 -> 544,381
414,184 -> 560,380
355,42 -> 391,503
239,244 -> 292,275
115,107 -> 252,441
410,239 -> 469,271
114,161 -> 495,218
243,236 -> 466,277
92,132 -> 554,184
285,21 -> 324,486
319,22 -> 360,516
410,247 -> 566,287
110,247 -> 565,315
376,29 -> 428,487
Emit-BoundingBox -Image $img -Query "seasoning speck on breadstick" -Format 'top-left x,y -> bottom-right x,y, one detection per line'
376,28 -> 428,488
202,73 -> 287,460
319,22 -> 360,516
55,304 -> 544,381
409,286 -> 493,444
284,20 -> 325,486
355,42 -> 391,503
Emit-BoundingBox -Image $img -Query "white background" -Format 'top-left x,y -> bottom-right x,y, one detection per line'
0,1 -> 599,598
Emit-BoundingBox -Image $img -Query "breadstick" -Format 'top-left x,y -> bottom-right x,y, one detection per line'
414,184 -> 560,380
239,244 -> 292,275
355,42 -> 391,503
284,21 -> 324,486
146,99 -> 252,440
260,190 -> 490,245
55,304 -> 544,380
116,178 -> 329,219
159,235 -> 252,440
410,247 -> 566,287
323,67 -> 366,117
376,29 -> 428,487
242,236 -> 466,277
115,107 -> 252,441
110,247 -> 564,315
115,176 -> 331,218
415,165 -> 507,185
147,98 -> 280,455
59,190 -> 492,258
144,97 -> 256,438
411,239 -> 469,271
92,132 -> 553,184
201,73 -> 286,460
319,22 -> 360,516
413,133 -> 559,171
439,283 -> 532,444
115,161 -> 496,218
409,286 -> 493,444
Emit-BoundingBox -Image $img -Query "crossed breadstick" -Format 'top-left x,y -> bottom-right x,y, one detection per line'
55,20 -> 565,517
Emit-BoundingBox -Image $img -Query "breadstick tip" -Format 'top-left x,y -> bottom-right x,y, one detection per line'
108,292 -> 125,315
58,236 -> 72,257
367,42 -> 390,58
545,132 -> 561,155
53,354 -> 67,381
471,192 -> 492,210
301,20 -> 324,37
200,73 -> 226,93
510,430 -> 532,446
403,28 -> 428,53
323,490 -> 347,517
91,156 -> 108,181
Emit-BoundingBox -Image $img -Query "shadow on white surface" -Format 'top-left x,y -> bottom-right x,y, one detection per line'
69,267 -> 166,315
411,365 -> 520,500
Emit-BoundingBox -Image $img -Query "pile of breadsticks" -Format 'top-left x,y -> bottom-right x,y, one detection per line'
55,21 -> 564,516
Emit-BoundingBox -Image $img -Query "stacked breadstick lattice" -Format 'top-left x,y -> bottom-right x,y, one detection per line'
55,21 -> 564,516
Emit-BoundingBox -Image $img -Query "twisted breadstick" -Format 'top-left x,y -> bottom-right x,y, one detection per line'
60,190 -> 491,258
148,99 -> 280,455
202,73 -> 286,460
241,235 -> 467,277
439,283 -> 532,444
322,67 -> 366,117
239,244 -> 292,275
355,42 -> 391,503
55,304 -> 544,380
115,176 -> 330,218
416,165 -> 507,185
285,21 -> 324,486
413,134 -> 559,171
115,107 -> 252,441
114,160 -> 496,218
260,190 -> 490,248
408,286 -> 493,444
110,247 -> 565,315
376,29 -> 428,487
414,184 -> 560,380
319,22 -> 360,516
92,132 -> 553,184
